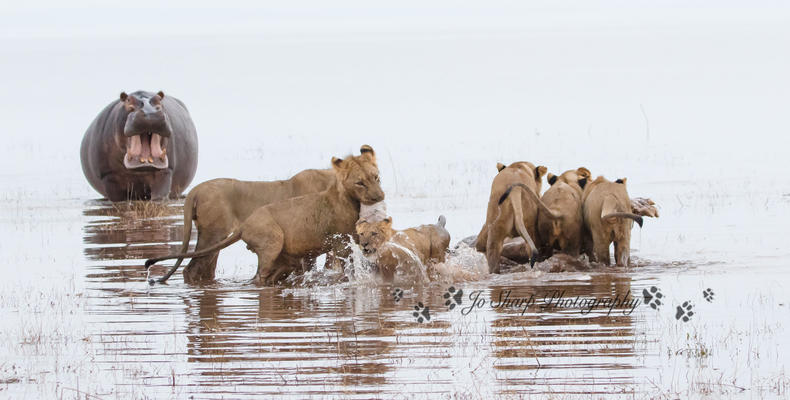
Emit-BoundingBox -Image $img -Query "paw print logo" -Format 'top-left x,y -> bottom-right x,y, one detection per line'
642,286 -> 663,310
413,302 -> 431,323
703,288 -> 715,302
392,288 -> 403,302
443,286 -> 463,310
675,301 -> 694,322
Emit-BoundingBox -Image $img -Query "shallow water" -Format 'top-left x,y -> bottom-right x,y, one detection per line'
1,177 -> 788,398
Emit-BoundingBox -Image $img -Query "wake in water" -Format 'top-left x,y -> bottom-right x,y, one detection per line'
285,234 -> 646,290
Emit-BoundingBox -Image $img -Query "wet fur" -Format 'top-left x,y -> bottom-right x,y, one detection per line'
146,146 -> 384,285
581,176 -> 644,266
357,216 -> 451,281
156,168 -> 336,283
475,161 -> 558,273
537,167 -> 591,258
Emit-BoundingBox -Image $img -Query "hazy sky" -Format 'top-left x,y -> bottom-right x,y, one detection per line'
3,1 -> 788,38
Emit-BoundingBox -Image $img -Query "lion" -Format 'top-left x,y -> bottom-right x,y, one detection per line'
153,168 -> 336,283
146,145 -> 384,285
475,161 -> 561,273
356,216 -> 451,281
581,176 -> 644,266
537,167 -> 591,257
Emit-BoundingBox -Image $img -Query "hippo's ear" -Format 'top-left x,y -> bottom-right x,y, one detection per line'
576,167 -> 591,179
120,92 -> 128,102
578,177 -> 588,189
496,162 -> 506,172
535,165 -> 548,179
547,174 -> 558,186
616,178 -> 627,184
157,91 -> 165,99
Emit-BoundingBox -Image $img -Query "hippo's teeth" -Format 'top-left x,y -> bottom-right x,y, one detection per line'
150,133 -> 164,160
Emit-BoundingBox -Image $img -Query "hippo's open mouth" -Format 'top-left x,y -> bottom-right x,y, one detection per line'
124,133 -> 168,170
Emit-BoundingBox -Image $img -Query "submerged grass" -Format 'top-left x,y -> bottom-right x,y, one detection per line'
110,200 -> 181,220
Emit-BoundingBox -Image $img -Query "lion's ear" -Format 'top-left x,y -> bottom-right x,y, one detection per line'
359,145 -> 376,162
535,165 -> 547,179
496,162 -> 506,172
576,167 -> 591,179
331,157 -> 344,170
578,177 -> 588,189
615,177 -> 627,184
547,174 -> 558,186
383,217 -> 392,224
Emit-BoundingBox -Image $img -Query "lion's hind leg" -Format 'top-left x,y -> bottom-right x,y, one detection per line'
243,215 -> 285,286
184,206 -> 236,283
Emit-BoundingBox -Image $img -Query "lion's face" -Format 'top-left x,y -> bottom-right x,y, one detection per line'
332,145 -> 385,206
356,217 -> 393,255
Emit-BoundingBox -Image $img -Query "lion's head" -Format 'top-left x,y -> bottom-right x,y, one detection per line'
332,145 -> 385,205
356,217 -> 394,255
547,167 -> 591,189
497,161 -> 548,193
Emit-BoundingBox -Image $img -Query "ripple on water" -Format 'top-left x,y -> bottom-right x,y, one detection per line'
68,198 -> 715,398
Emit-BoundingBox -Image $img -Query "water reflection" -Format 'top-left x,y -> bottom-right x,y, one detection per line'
81,198 -> 651,397
488,275 -> 638,395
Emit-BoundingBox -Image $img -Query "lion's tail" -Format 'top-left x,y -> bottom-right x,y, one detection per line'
151,188 -> 198,283
145,231 -> 242,279
500,183 -> 562,220
502,188 -> 539,268
601,196 -> 643,227
602,212 -> 644,228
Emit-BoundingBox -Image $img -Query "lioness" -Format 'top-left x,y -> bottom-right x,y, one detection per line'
146,145 -> 384,285
356,216 -> 450,281
537,167 -> 591,257
581,176 -> 644,266
155,168 -> 335,283
475,161 -> 560,273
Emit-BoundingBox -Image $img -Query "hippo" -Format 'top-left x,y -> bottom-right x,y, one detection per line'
80,91 -> 198,201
